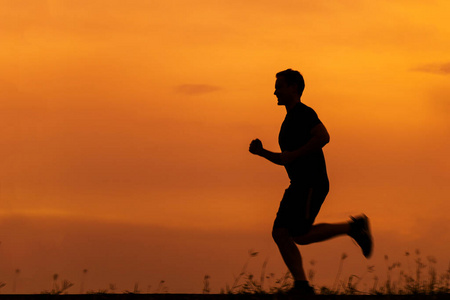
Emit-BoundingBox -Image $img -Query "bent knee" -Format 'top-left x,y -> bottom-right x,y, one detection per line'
272,227 -> 291,244
293,236 -> 310,245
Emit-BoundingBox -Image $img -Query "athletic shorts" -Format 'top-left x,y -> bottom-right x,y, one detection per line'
273,182 -> 329,237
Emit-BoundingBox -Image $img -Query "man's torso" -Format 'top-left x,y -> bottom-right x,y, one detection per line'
278,102 -> 328,185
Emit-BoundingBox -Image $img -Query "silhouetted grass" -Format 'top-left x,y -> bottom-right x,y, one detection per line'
1,249 -> 448,296
217,249 -> 450,296
40,274 -> 74,295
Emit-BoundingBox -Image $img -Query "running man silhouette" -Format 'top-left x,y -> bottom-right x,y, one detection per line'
249,69 -> 373,295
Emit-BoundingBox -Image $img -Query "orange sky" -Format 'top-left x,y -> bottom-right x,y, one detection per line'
0,0 -> 449,294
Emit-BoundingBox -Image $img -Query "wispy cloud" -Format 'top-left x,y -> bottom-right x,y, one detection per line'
175,84 -> 221,95
413,62 -> 450,75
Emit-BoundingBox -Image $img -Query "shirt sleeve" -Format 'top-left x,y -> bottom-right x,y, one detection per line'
304,106 -> 322,131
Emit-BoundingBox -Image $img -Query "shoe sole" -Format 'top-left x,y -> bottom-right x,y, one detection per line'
361,215 -> 373,258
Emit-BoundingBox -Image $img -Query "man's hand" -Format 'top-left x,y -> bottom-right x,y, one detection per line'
249,139 -> 263,155
249,139 -> 284,165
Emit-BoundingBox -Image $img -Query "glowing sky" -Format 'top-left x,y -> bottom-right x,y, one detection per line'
0,0 -> 449,293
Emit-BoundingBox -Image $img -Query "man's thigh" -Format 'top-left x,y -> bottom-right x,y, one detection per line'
273,184 -> 328,236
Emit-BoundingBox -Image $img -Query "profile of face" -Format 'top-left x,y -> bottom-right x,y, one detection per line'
274,76 -> 297,106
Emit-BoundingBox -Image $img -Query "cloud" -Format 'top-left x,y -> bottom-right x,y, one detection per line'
413,62 -> 450,75
175,84 -> 221,95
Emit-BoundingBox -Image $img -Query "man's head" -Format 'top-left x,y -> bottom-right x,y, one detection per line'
276,69 -> 305,96
274,69 -> 305,107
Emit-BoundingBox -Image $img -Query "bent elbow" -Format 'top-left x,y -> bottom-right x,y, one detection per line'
320,132 -> 330,147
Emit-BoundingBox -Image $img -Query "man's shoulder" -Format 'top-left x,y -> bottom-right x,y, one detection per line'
299,102 -> 316,111
291,102 -> 318,117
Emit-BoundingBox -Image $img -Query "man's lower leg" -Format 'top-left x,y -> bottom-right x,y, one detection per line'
272,228 -> 316,295
276,237 -> 307,281
273,228 -> 307,281
294,222 -> 350,245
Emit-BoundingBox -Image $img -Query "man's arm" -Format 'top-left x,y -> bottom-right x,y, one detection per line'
280,122 -> 330,164
249,123 -> 330,166
249,139 -> 283,165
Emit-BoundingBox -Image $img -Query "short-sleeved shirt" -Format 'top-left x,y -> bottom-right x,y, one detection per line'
278,102 -> 328,185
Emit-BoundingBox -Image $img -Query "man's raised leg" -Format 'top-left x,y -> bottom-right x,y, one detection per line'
294,222 -> 350,245
294,215 -> 373,258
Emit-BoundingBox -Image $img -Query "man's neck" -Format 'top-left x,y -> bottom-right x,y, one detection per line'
285,100 -> 301,112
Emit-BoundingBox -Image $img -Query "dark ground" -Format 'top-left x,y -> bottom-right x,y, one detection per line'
0,294 -> 449,300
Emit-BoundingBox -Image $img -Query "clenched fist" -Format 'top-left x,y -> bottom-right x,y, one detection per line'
249,139 -> 263,155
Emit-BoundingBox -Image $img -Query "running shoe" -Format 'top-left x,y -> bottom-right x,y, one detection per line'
349,214 -> 373,258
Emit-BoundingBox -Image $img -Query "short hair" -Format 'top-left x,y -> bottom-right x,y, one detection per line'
276,69 -> 305,96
